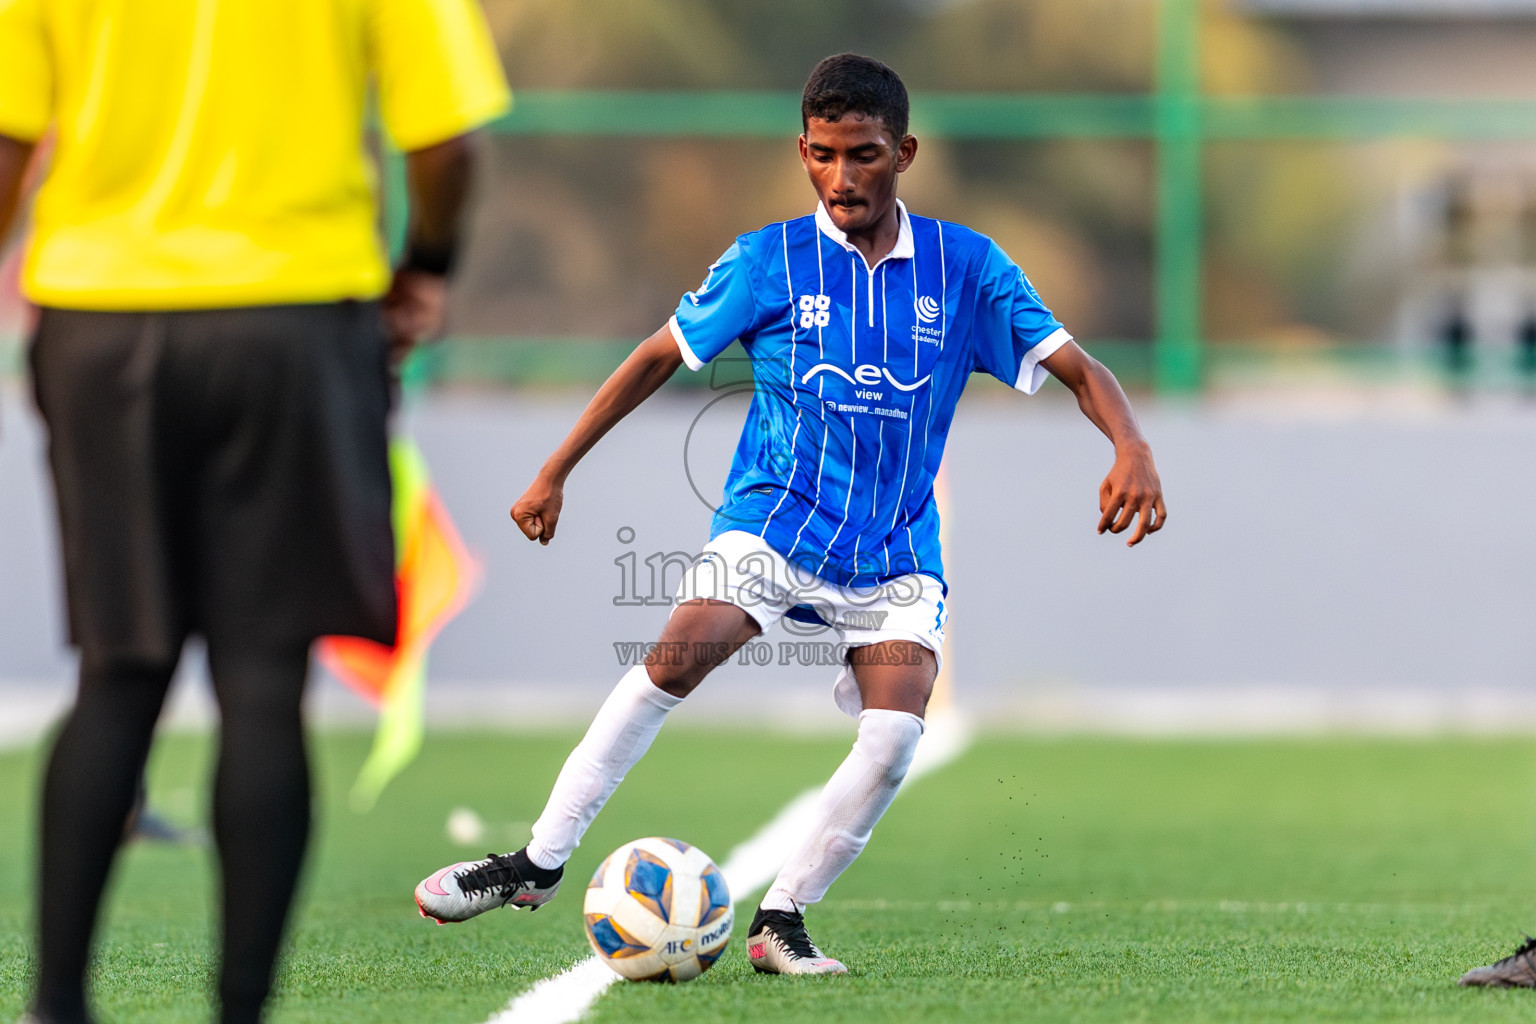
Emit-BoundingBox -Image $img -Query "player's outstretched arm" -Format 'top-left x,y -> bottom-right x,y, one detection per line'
1041,341 -> 1167,547
511,326 -> 685,544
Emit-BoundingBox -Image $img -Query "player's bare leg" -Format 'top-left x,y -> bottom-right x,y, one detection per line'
641,598 -> 765,698
414,600 -> 758,923
846,641 -> 937,718
749,641 -> 936,975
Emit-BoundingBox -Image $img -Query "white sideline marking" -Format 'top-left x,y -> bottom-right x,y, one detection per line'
484,958 -> 617,1024
481,712 -> 973,1024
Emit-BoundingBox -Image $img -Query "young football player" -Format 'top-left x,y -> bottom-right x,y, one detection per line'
415,52 -> 1166,975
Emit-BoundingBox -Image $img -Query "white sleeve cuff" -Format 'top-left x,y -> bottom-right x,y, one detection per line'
668,315 -> 706,372
1014,327 -> 1073,395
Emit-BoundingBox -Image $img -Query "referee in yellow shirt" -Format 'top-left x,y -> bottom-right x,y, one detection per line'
0,2 -> 509,1022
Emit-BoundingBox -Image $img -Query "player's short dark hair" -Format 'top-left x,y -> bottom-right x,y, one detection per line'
801,53 -> 909,142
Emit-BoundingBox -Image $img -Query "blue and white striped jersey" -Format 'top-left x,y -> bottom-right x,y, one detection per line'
669,200 -> 1070,590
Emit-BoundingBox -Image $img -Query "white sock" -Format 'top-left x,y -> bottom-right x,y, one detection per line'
525,665 -> 683,870
759,708 -> 924,912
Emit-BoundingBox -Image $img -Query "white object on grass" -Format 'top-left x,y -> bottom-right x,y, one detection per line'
447,807 -> 486,846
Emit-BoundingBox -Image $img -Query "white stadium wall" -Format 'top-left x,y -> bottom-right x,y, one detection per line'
6,382 -> 1536,732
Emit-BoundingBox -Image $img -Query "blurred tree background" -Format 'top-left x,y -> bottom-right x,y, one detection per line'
445,0 -> 1380,360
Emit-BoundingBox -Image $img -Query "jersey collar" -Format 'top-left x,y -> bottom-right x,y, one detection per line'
814,198 -> 915,270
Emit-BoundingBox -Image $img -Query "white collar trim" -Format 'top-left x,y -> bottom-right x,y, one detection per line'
814,198 -> 914,266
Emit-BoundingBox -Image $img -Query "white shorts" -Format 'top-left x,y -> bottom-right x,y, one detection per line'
674,530 -> 947,718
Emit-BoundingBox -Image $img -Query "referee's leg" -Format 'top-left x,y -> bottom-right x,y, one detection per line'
29,309 -> 187,1024
189,302 -> 394,1024
34,655 -> 176,1024
206,639 -> 312,1024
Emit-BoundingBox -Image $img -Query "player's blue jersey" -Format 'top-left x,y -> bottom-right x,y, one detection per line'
670,200 -> 1070,590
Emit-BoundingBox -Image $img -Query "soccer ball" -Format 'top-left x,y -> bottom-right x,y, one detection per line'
583,837 -> 733,982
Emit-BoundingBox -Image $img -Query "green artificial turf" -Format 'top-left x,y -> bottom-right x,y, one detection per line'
5,730 -> 1536,1022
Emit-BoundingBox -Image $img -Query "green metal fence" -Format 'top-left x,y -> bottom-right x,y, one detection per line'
395,0 -> 1536,393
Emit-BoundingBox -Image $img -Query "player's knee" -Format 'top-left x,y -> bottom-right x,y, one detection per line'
644,631 -> 742,697
643,659 -> 707,698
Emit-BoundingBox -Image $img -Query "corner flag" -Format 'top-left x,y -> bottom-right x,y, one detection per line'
318,437 -> 479,811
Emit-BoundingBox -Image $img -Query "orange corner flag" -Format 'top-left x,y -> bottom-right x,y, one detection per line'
318,438 -> 479,811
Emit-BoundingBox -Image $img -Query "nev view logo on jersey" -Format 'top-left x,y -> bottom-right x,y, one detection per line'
801,362 -> 931,395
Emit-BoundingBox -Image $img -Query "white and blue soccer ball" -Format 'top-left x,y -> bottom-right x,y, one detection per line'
583,837 -> 732,982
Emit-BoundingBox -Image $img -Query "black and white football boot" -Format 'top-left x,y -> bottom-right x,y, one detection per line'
414,848 -> 563,924
1459,935 -> 1536,987
746,907 -> 847,975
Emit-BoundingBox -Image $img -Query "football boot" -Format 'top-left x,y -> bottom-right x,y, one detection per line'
746,907 -> 847,975
415,848 -> 563,924
1460,936 -> 1536,987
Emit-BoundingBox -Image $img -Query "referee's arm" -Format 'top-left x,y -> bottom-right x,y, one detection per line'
0,133 -> 34,242
381,132 -> 479,364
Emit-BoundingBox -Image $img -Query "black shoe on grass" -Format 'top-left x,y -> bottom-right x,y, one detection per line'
1460,936 -> 1536,987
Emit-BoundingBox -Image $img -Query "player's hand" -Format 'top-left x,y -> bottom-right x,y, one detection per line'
1097,443 -> 1166,547
382,269 -> 449,370
512,474 -> 565,545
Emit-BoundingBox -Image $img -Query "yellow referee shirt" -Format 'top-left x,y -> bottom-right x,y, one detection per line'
0,0 -> 510,310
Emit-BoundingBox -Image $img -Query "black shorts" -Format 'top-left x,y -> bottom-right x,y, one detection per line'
30,302 -> 397,663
